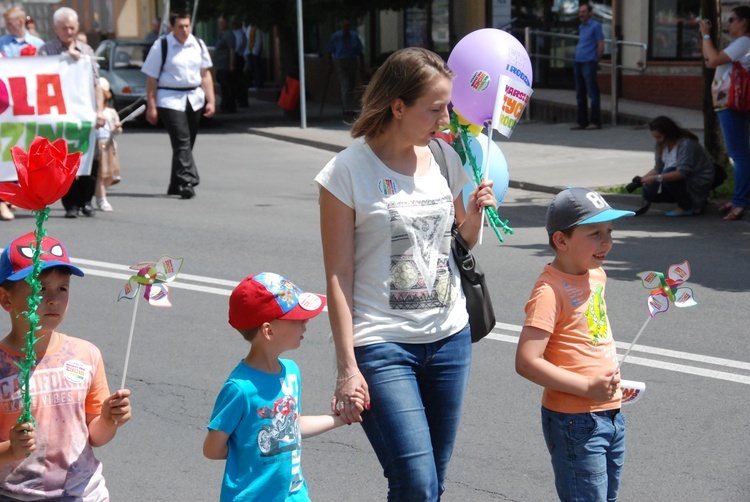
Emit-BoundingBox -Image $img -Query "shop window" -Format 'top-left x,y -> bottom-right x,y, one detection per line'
651,0 -> 702,59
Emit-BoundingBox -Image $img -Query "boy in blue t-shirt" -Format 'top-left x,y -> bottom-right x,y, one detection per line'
204,273 -> 367,502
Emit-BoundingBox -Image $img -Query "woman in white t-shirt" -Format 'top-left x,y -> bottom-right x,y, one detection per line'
700,6 -> 750,221
315,47 -> 497,500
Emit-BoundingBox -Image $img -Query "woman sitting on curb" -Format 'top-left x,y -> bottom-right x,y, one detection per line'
631,116 -> 714,217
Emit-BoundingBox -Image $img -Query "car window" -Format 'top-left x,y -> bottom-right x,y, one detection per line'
97,42 -> 112,70
113,45 -> 150,69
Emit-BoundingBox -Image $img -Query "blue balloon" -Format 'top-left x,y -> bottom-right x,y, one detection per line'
460,132 -> 509,208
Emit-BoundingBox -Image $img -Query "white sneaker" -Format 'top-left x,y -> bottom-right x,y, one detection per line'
97,198 -> 113,212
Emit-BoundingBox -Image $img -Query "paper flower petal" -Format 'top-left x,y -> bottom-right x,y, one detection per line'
672,287 -> 697,308
667,260 -> 691,284
8,138 -> 80,210
637,271 -> 664,290
145,283 -> 172,307
647,293 -> 670,317
118,279 -> 140,301
153,255 -> 183,283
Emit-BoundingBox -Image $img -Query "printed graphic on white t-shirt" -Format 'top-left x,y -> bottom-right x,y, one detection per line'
388,193 -> 455,310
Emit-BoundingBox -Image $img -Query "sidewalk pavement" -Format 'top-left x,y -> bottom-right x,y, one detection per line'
209,88 -> 706,207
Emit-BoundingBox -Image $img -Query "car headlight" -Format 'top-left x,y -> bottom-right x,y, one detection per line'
120,86 -> 145,94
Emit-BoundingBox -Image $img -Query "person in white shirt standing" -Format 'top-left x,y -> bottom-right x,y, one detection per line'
0,6 -> 44,57
141,10 -> 214,200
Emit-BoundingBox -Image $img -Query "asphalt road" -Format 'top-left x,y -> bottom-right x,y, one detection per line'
0,126 -> 748,501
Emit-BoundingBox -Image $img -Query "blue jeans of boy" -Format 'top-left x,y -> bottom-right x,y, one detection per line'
354,326 -> 472,502
542,407 -> 626,502
574,60 -> 601,128
718,108 -> 750,208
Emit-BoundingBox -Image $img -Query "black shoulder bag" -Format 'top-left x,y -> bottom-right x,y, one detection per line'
428,139 -> 496,343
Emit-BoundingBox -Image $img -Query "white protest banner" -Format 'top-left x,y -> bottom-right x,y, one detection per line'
0,55 -> 96,181
490,74 -> 533,139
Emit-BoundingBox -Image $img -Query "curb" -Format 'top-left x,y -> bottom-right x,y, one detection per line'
246,128 -> 344,153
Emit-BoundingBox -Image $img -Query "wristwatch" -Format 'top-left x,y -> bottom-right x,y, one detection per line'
703,34 -> 711,40
656,174 -> 663,183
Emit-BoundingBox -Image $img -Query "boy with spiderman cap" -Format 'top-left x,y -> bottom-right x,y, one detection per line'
204,272 -> 367,502
515,188 -> 634,501
0,232 -> 131,501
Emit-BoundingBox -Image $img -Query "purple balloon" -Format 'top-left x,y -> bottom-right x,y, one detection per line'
448,29 -> 533,126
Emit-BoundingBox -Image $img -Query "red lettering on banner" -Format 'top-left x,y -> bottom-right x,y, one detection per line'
36,74 -> 66,115
9,77 -> 35,116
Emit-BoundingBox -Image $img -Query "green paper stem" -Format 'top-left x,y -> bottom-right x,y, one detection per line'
449,112 -> 514,243
14,207 -> 50,426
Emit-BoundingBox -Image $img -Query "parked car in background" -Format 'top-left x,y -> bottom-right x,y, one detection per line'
95,39 -> 153,112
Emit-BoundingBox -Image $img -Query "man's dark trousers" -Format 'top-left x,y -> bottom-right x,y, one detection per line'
158,100 -> 202,193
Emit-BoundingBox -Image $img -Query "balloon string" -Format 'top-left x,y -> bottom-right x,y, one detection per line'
16,207 -> 50,426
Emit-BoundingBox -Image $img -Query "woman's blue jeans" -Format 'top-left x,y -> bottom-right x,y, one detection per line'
542,407 -> 626,502
354,326 -> 472,502
718,108 -> 750,208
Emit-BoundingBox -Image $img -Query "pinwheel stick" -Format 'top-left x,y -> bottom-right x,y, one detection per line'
16,207 -> 51,426
615,315 -> 652,374
119,297 -> 139,391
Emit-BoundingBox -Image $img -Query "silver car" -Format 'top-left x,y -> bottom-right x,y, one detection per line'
95,39 -> 153,111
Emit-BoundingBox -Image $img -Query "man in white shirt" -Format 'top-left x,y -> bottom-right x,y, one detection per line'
142,10 -> 214,200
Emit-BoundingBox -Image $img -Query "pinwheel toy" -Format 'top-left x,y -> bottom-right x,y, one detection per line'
0,137 -> 80,426
617,260 -> 697,371
118,256 -> 183,390
637,260 -> 697,318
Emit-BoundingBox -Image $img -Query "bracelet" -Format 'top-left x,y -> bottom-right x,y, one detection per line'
703,34 -> 711,40
336,371 -> 360,382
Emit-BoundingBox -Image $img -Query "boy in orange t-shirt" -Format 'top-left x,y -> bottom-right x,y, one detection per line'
0,232 -> 131,501
516,187 -> 634,502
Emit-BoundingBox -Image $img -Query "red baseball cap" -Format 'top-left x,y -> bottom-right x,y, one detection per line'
228,272 -> 325,330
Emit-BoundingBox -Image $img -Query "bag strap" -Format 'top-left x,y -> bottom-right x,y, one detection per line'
428,139 -> 450,187
159,36 -> 168,80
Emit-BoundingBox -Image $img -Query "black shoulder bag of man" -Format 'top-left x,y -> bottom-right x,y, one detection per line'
428,139 -> 496,343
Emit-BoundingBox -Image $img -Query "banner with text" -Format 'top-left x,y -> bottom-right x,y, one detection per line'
0,55 -> 96,181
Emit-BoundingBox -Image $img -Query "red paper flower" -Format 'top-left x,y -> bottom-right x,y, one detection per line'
0,137 -> 81,210
19,45 -> 37,56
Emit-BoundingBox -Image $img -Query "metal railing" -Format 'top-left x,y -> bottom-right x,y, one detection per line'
522,27 -> 648,125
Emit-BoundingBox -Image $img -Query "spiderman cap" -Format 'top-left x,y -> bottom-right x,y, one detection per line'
0,232 -> 84,284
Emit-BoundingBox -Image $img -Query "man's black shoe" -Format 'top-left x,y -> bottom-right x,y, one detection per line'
180,184 -> 195,199
80,204 -> 96,217
167,185 -> 180,196
64,208 -> 78,219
